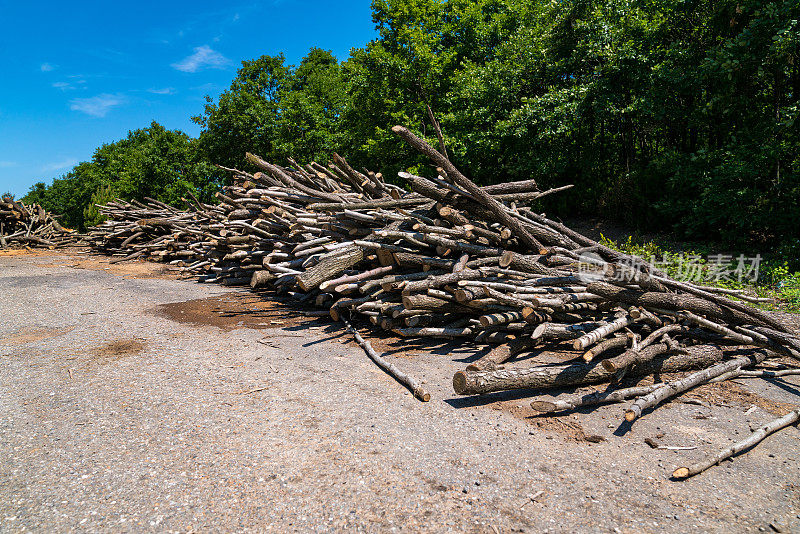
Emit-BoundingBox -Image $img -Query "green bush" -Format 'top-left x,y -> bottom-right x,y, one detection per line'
82,185 -> 117,228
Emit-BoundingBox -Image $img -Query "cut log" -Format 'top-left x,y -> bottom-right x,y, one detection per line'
392,126 -> 546,252
625,349 -> 770,422
297,244 -> 365,291
453,344 -> 723,395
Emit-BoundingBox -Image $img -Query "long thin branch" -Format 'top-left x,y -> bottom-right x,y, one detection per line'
625,349 -> 770,422
673,408 -> 800,479
341,316 -> 431,402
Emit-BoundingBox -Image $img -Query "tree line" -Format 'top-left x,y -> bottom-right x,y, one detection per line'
23,0 -> 799,261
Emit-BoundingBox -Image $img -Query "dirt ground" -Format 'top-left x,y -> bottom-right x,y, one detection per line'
1,250 -> 799,533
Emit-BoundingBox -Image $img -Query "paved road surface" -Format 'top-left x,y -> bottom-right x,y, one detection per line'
1,251 -> 799,533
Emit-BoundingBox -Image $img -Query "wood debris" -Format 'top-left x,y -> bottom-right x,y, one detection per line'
82,124 -> 800,479
0,196 -> 78,249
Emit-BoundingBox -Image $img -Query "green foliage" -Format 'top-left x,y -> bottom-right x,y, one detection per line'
193,48 -> 347,169
82,185 -> 117,228
599,234 -> 708,284
600,233 -> 800,312
20,0 -> 800,256
22,122 -> 220,230
338,0 -> 799,248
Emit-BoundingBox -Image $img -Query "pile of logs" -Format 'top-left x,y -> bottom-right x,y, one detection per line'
85,125 -> 800,479
0,196 -> 76,249
84,197 -> 220,264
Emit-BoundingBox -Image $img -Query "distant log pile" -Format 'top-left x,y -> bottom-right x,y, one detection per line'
0,196 -> 77,249
85,197 -> 219,264
85,125 -> 799,479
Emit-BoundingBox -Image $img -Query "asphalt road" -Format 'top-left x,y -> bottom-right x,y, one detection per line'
1,251 -> 799,533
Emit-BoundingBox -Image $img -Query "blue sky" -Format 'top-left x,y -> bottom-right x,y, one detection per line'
0,0 -> 377,197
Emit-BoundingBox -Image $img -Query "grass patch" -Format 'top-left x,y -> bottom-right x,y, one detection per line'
598,235 -> 800,313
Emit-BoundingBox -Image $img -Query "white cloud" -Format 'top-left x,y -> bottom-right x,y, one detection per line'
171,45 -> 231,73
40,62 -> 55,72
52,77 -> 87,91
41,159 -> 78,172
69,94 -> 126,117
147,87 -> 176,95
0,161 -> 18,168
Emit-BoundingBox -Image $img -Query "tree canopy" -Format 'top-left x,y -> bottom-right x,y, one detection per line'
24,0 -> 799,252
24,122 -> 219,229
192,48 -> 347,168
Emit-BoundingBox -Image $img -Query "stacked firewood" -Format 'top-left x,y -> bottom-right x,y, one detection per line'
86,125 -> 800,478
0,196 -> 77,248
84,197 -> 222,265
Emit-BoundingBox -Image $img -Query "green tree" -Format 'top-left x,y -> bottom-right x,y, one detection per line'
22,121 -> 219,229
82,184 -> 117,228
193,53 -> 291,169
272,48 -> 348,161
193,48 -> 347,169
339,0 -> 798,250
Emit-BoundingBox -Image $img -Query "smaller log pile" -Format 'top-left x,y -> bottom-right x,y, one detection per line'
84,126 -> 800,480
84,197 -> 220,265
0,196 -> 76,249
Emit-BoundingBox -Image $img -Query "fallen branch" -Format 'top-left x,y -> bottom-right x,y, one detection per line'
341,316 -> 431,402
673,408 -> 800,479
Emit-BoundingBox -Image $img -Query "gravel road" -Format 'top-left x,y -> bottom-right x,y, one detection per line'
1,251 -> 799,533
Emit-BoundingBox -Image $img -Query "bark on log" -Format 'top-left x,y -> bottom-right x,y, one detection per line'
465,336 -> 541,371
625,349 -> 770,422
531,383 -> 663,414
582,334 -> 632,363
453,344 -> 723,395
392,126 -> 546,252
586,282 -> 768,328
297,244 -> 365,291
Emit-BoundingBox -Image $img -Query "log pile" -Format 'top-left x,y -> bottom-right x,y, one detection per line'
84,197 -> 219,265
85,125 -> 800,479
0,196 -> 77,249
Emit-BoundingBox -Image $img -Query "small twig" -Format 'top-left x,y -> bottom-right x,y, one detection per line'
645,437 -> 696,451
238,386 -> 269,395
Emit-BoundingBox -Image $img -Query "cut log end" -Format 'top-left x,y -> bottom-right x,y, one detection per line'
582,351 -> 596,363
672,467 -> 690,479
601,360 -> 618,372
297,280 -> 312,292
531,323 -> 547,339
414,388 -> 432,402
624,410 -> 637,422
453,371 -> 468,395
530,400 -> 556,413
